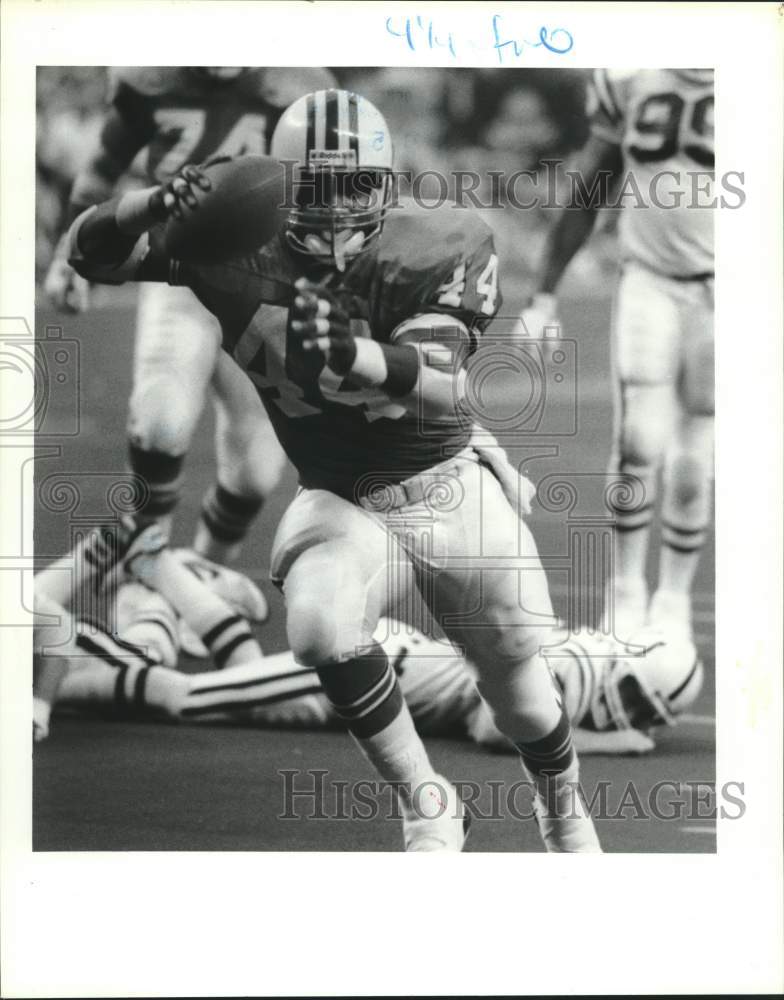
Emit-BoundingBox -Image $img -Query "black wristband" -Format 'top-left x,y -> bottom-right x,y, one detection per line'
380,344 -> 420,397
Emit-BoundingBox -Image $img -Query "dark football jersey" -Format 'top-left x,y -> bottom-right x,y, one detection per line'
107,66 -> 336,182
149,203 -> 502,499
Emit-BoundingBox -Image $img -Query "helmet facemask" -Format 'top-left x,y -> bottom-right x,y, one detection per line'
284,167 -> 394,272
599,640 -> 704,732
271,89 -> 396,273
602,664 -> 674,731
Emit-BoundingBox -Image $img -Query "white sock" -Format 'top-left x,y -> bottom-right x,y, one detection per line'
352,709 -> 442,819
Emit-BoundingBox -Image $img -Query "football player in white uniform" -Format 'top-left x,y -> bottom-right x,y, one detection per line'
32,519 -> 268,741
523,69 -> 714,640
36,524 -> 702,756
43,67 -> 332,568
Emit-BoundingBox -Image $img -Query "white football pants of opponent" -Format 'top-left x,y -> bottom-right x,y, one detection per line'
128,283 -> 286,562
607,264 -> 714,638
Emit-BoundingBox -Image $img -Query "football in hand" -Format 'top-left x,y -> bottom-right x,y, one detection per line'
163,155 -> 288,264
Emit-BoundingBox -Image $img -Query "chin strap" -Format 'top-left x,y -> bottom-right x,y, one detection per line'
301,230 -> 366,272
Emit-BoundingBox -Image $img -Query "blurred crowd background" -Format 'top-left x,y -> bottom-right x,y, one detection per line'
36,66 -> 617,294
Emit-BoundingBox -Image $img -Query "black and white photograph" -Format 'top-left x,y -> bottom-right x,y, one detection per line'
1,1 -> 782,996
31,60 -> 721,853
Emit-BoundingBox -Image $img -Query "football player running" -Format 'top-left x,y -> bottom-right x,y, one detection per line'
522,69 -> 714,641
44,67 -> 331,567
67,88 -> 601,852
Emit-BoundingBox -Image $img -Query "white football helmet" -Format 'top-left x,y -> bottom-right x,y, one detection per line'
270,88 -> 395,269
597,626 -> 704,731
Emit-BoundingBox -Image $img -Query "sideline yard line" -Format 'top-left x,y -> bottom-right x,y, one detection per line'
545,582 -> 714,601
680,713 -> 716,725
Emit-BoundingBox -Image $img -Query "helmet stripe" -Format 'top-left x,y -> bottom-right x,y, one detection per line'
325,89 -> 339,150
337,89 -> 349,151
314,90 -> 326,152
348,91 -> 359,157
305,92 -> 315,158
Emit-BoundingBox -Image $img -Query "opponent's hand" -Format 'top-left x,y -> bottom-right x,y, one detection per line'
148,165 -> 212,223
43,254 -> 90,314
572,727 -> 656,756
470,428 -> 536,517
33,697 -> 51,743
519,292 -> 561,340
290,277 -> 356,374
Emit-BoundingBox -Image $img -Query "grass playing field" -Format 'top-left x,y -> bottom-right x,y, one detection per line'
32,285 -> 715,853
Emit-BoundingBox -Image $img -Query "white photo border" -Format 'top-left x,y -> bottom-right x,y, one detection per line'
1,1 -> 782,995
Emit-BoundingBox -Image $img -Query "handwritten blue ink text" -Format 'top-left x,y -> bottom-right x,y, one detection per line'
385,13 -> 574,63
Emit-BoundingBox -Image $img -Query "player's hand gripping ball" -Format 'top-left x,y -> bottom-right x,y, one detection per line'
158,155 -> 287,264
290,278 -> 356,374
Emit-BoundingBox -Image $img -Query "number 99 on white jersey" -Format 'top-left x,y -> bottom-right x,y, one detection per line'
589,68 -> 714,279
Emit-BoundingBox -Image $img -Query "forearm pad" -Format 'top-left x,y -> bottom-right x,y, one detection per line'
67,201 -> 149,284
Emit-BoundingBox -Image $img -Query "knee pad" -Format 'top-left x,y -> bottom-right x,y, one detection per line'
468,618 -> 552,670
239,440 -> 286,499
663,450 -> 713,511
128,375 -> 205,456
607,458 -> 657,525
214,423 -> 286,499
285,564 -> 372,667
212,400 -> 286,499
609,384 -> 676,519
472,647 -> 563,738
286,601 -> 342,667
664,415 -> 714,510
616,384 -> 675,471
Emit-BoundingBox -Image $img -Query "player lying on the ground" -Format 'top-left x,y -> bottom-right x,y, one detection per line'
32,518 -> 267,739
35,523 -> 704,756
